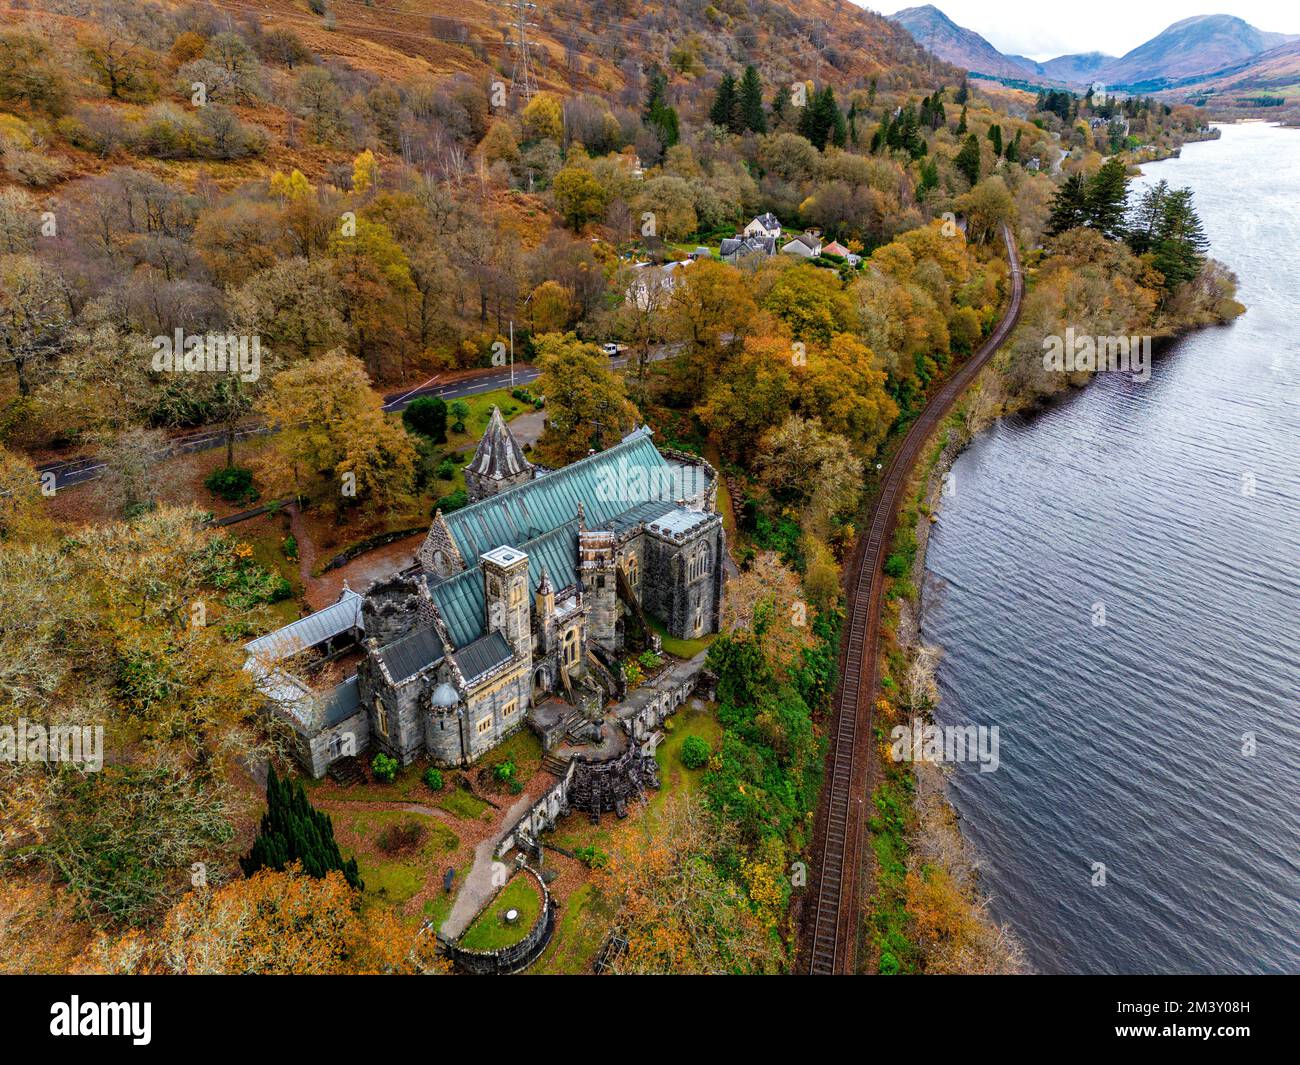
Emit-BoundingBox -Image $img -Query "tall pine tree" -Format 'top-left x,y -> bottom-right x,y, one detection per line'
241,766 -> 363,889
642,65 -> 680,148
709,72 -> 740,132
1085,156 -> 1129,240
738,65 -> 767,133
1046,173 -> 1089,236
955,132 -> 981,187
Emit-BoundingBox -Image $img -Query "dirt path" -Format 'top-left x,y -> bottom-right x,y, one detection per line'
439,778 -> 551,939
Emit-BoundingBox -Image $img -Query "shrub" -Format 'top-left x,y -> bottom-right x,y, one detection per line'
376,820 -> 425,855
402,396 -> 448,442
204,465 -> 257,504
883,552 -> 909,578
434,489 -> 468,513
281,534 -> 298,561
371,752 -> 398,784
574,845 -> 610,870
492,759 -> 516,785
879,951 -> 900,975
449,400 -> 469,433
436,459 -> 456,480
423,767 -> 444,791
680,735 -> 711,770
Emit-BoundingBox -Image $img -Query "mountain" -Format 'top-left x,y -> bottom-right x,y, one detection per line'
1160,38 -> 1300,103
1039,52 -> 1115,84
1095,14 -> 1298,88
888,5 -> 1041,82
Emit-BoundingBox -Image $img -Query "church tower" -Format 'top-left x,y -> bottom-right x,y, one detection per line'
481,545 -> 531,665
464,406 -> 533,502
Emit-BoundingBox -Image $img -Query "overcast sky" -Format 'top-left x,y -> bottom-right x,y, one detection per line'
862,2 -> 1299,61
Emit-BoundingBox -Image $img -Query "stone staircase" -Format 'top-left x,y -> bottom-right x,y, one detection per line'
327,755 -> 366,787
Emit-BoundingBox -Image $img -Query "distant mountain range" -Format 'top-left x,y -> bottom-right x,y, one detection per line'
888,7 -> 1300,99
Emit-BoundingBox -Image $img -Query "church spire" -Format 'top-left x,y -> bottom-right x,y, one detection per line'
463,406 -> 533,502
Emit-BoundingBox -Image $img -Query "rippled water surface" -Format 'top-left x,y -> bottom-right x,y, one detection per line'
922,122 -> 1300,974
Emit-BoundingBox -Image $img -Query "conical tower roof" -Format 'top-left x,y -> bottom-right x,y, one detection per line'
465,406 -> 531,483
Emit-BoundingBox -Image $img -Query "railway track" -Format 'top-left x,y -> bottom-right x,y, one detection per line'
804,224 -> 1024,976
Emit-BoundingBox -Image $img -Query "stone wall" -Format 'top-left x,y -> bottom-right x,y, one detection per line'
298,709 -> 370,778
443,865 -> 555,975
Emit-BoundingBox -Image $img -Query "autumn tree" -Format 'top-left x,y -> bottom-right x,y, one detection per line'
327,217 -> 416,379
79,864 -> 444,975
0,445 -> 48,543
229,257 -> 345,363
256,351 -> 416,518
532,332 -> 637,464
605,795 -> 781,975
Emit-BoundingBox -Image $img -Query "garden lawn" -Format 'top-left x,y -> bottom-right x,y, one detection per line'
646,614 -> 715,659
459,874 -> 543,951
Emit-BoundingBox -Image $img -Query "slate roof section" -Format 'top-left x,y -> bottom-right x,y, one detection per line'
243,588 -> 364,662
426,521 -> 582,648
320,675 -> 361,727
452,631 -> 512,684
465,406 -> 531,482
376,625 -> 444,683
440,427 -> 671,563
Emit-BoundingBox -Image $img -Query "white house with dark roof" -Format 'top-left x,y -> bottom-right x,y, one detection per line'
743,212 -> 782,242
781,231 -> 823,257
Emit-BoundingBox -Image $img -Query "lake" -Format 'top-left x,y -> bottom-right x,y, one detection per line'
922,121 -> 1300,974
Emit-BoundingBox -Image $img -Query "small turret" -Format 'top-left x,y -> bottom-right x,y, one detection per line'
463,406 -> 533,502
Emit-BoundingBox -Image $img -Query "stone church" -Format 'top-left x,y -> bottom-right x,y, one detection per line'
249,411 -> 725,777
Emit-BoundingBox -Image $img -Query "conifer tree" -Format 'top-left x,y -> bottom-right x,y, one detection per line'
955,132 -> 981,186
241,767 -> 363,889
642,65 -> 679,148
1149,188 -> 1209,289
987,123 -> 1003,157
957,104 -> 968,134
1085,156 -> 1129,240
1046,173 -> 1089,235
710,72 -> 739,131
738,65 -> 767,133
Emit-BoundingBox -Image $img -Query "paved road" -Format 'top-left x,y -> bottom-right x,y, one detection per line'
35,346 -> 671,491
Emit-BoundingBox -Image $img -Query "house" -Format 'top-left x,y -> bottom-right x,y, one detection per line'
688,246 -> 712,261
250,419 -> 726,779
625,259 -> 692,309
820,239 -> 861,266
719,234 -> 774,263
781,231 -> 823,257
743,212 -> 782,242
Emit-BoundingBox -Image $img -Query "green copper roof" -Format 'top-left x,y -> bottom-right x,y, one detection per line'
425,521 -> 581,648
440,428 -> 670,563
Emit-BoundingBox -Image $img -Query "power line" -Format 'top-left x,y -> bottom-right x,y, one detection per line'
501,0 -> 539,102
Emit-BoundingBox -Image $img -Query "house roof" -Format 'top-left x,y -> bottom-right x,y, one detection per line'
243,588 -> 364,662
465,406 -> 531,482
439,427 -> 670,564
751,212 -> 781,229
376,625 -> 444,683
453,631 -> 513,684
320,675 -> 361,727
785,233 -> 821,251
